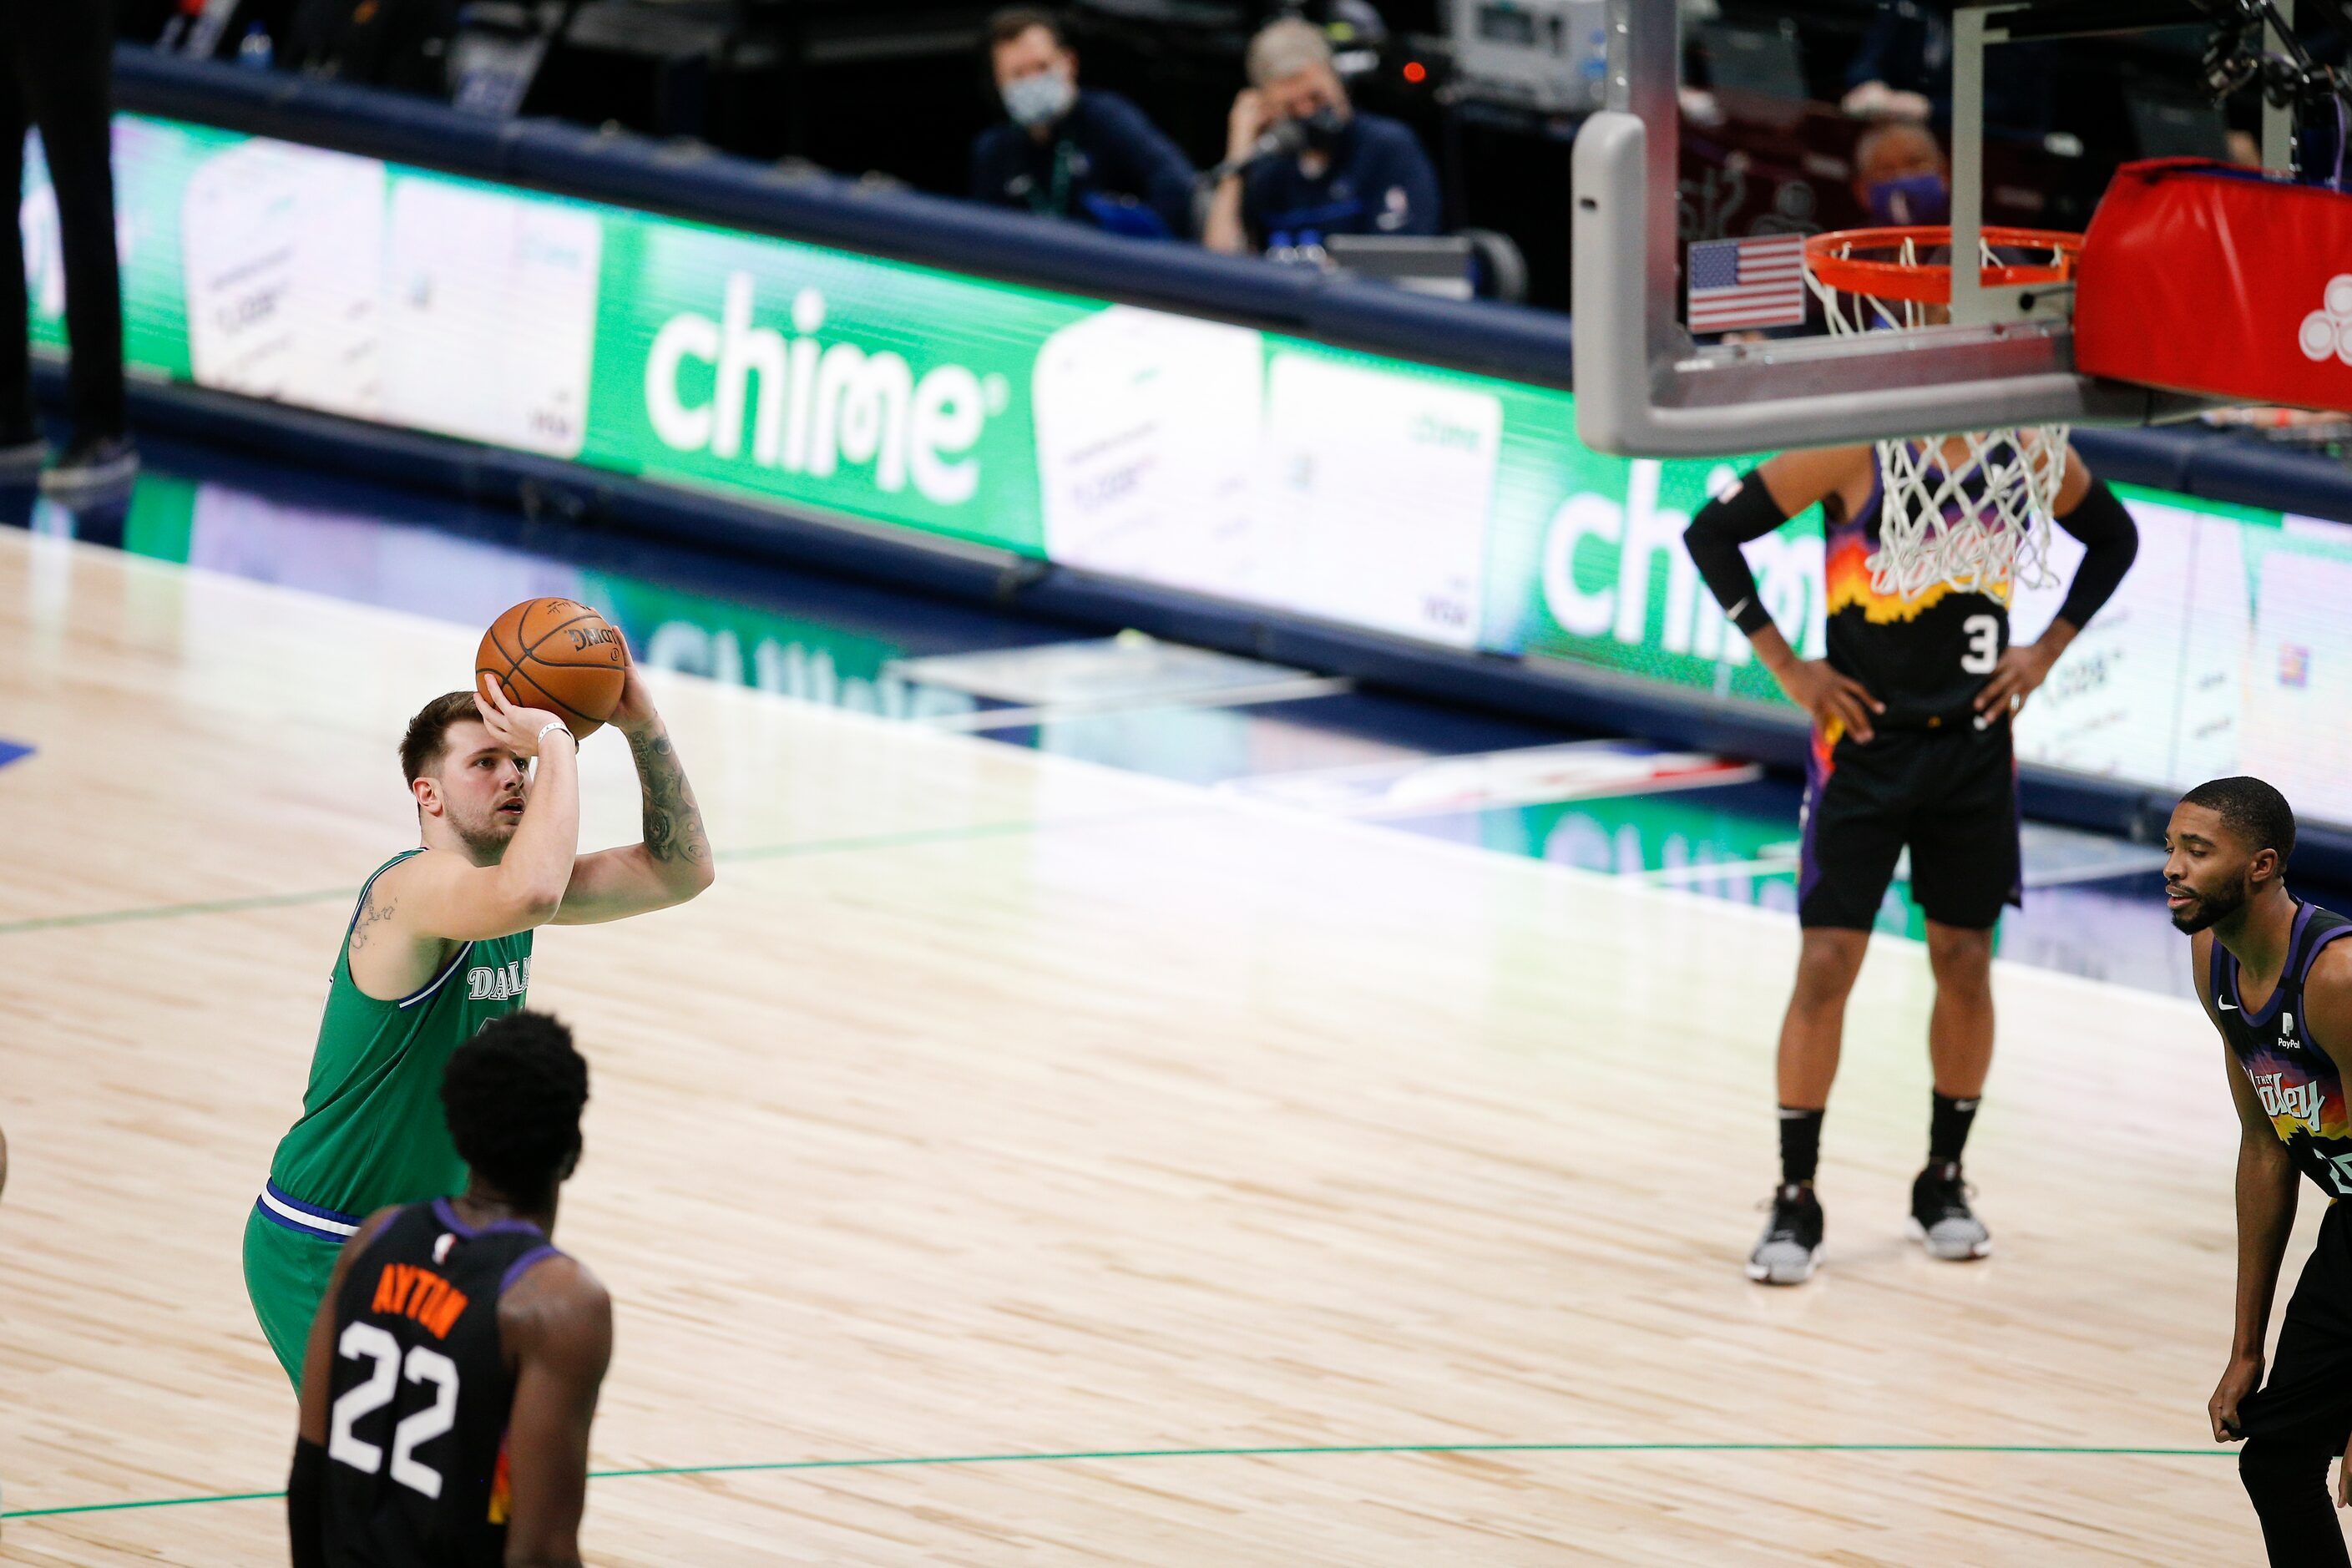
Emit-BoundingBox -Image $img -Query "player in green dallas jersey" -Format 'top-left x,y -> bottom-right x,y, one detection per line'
244,666 -> 712,1389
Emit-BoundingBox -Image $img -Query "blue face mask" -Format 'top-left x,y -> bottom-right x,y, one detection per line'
1865,172 -> 1950,225
1004,69 -> 1075,129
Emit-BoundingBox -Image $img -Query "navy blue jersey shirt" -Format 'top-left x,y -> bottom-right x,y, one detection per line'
1241,112 -> 1440,253
969,88 -> 1196,239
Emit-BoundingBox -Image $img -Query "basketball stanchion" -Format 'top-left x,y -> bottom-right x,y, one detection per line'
2078,156 -> 2352,413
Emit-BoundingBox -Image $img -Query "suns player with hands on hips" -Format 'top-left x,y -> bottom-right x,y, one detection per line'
2169,779 -> 2352,1568
1683,438 -> 2137,1284
244,660 -> 711,1388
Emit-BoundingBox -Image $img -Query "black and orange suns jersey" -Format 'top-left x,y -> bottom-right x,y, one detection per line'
319,1200 -> 564,1567
2215,903 -> 2352,1201
1823,463 -> 2012,727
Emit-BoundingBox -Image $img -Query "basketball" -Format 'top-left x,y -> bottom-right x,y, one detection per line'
475,598 -> 630,741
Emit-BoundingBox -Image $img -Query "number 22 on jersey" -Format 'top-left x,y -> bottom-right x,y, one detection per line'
329,1321 -> 461,1497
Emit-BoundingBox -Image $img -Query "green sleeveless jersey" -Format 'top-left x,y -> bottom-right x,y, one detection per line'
264,852 -> 535,1222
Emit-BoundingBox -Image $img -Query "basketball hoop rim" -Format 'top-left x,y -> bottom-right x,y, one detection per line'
1803,225 -> 2083,306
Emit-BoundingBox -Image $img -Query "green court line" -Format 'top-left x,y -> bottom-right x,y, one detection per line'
0,887 -> 357,935
716,807 -> 1180,866
4,1489 -> 289,1521
0,811 -> 1177,938
0,1440 -> 2235,1522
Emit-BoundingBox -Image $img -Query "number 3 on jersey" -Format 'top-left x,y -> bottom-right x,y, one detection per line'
1960,614 -> 2000,676
329,1321 -> 461,1497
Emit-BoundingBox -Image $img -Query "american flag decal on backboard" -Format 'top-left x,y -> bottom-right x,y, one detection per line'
1686,234 -> 1808,332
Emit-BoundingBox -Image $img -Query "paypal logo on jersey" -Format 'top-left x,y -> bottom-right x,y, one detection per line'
465,959 -> 530,1003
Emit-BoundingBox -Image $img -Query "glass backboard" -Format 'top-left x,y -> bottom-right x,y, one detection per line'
1571,0 -> 2302,457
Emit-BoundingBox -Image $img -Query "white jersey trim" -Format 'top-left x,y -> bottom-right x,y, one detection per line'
259,1185 -> 359,1238
396,941 -> 476,1011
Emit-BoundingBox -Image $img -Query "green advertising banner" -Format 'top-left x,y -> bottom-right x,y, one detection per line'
42,114 -> 2352,826
44,113 -> 1803,665
1484,448 -> 1811,705
600,220 -> 1080,554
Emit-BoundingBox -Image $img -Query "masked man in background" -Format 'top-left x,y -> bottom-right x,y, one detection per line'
1201,16 -> 1442,259
1851,121 -> 1950,226
969,7 -> 1197,240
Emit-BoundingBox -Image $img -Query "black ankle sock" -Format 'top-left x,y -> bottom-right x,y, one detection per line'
1930,1091 -> 1980,1165
1778,1106 -> 1824,1187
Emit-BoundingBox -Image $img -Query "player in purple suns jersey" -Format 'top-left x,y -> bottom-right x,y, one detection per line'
2168,777 -> 2352,1566
1685,438 -> 2138,1284
290,1011 -> 610,1568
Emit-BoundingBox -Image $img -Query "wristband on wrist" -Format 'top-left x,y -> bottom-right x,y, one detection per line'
536,721 -> 575,751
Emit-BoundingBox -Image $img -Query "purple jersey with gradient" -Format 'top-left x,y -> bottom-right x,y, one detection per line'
1823,465 -> 2011,726
321,1200 -> 567,1567
2213,901 -> 2352,1198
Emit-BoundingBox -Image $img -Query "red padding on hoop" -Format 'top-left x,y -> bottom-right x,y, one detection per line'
2077,159 -> 2352,412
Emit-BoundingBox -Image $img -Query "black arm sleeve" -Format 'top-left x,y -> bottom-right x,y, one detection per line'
289,1437 -> 328,1568
2051,478 -> 2138,632
1683,469 -> 1790,638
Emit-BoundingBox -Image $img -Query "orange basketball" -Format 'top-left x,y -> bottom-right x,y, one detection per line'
476,599 -> 630,741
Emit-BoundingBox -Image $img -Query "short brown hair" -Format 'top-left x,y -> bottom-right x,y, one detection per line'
400,690 -> 484,787
987,6 -> 1062,51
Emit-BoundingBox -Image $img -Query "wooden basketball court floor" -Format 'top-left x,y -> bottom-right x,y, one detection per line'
0,526 -> 2304,1564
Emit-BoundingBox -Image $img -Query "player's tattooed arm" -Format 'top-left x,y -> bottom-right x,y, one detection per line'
553,667 -> 714,924
347,886 -> 396,953
606,659 -> 710,874
625,723 -> 711,874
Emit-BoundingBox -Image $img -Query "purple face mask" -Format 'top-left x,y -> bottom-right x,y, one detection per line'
1866,171 -> 1950,225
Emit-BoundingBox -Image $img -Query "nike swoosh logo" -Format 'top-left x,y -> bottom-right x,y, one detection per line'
2219,1001 -> 2238,1011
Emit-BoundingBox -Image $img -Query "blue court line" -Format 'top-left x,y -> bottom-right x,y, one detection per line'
0,737 -> 31,771
0,1439 -> 2235,1520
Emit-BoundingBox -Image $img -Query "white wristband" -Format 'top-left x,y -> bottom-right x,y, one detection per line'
536,721 -> 576,751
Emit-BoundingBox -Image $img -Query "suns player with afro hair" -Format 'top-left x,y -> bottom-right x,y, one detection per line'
291,1010 -> 611,1568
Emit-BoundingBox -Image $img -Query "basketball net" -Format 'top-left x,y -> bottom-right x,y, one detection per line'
1805,230 -> 2068,599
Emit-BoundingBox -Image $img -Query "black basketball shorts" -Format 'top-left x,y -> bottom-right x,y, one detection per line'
1796,716 -> 2022,932
2237,1198 -> 2352,1447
